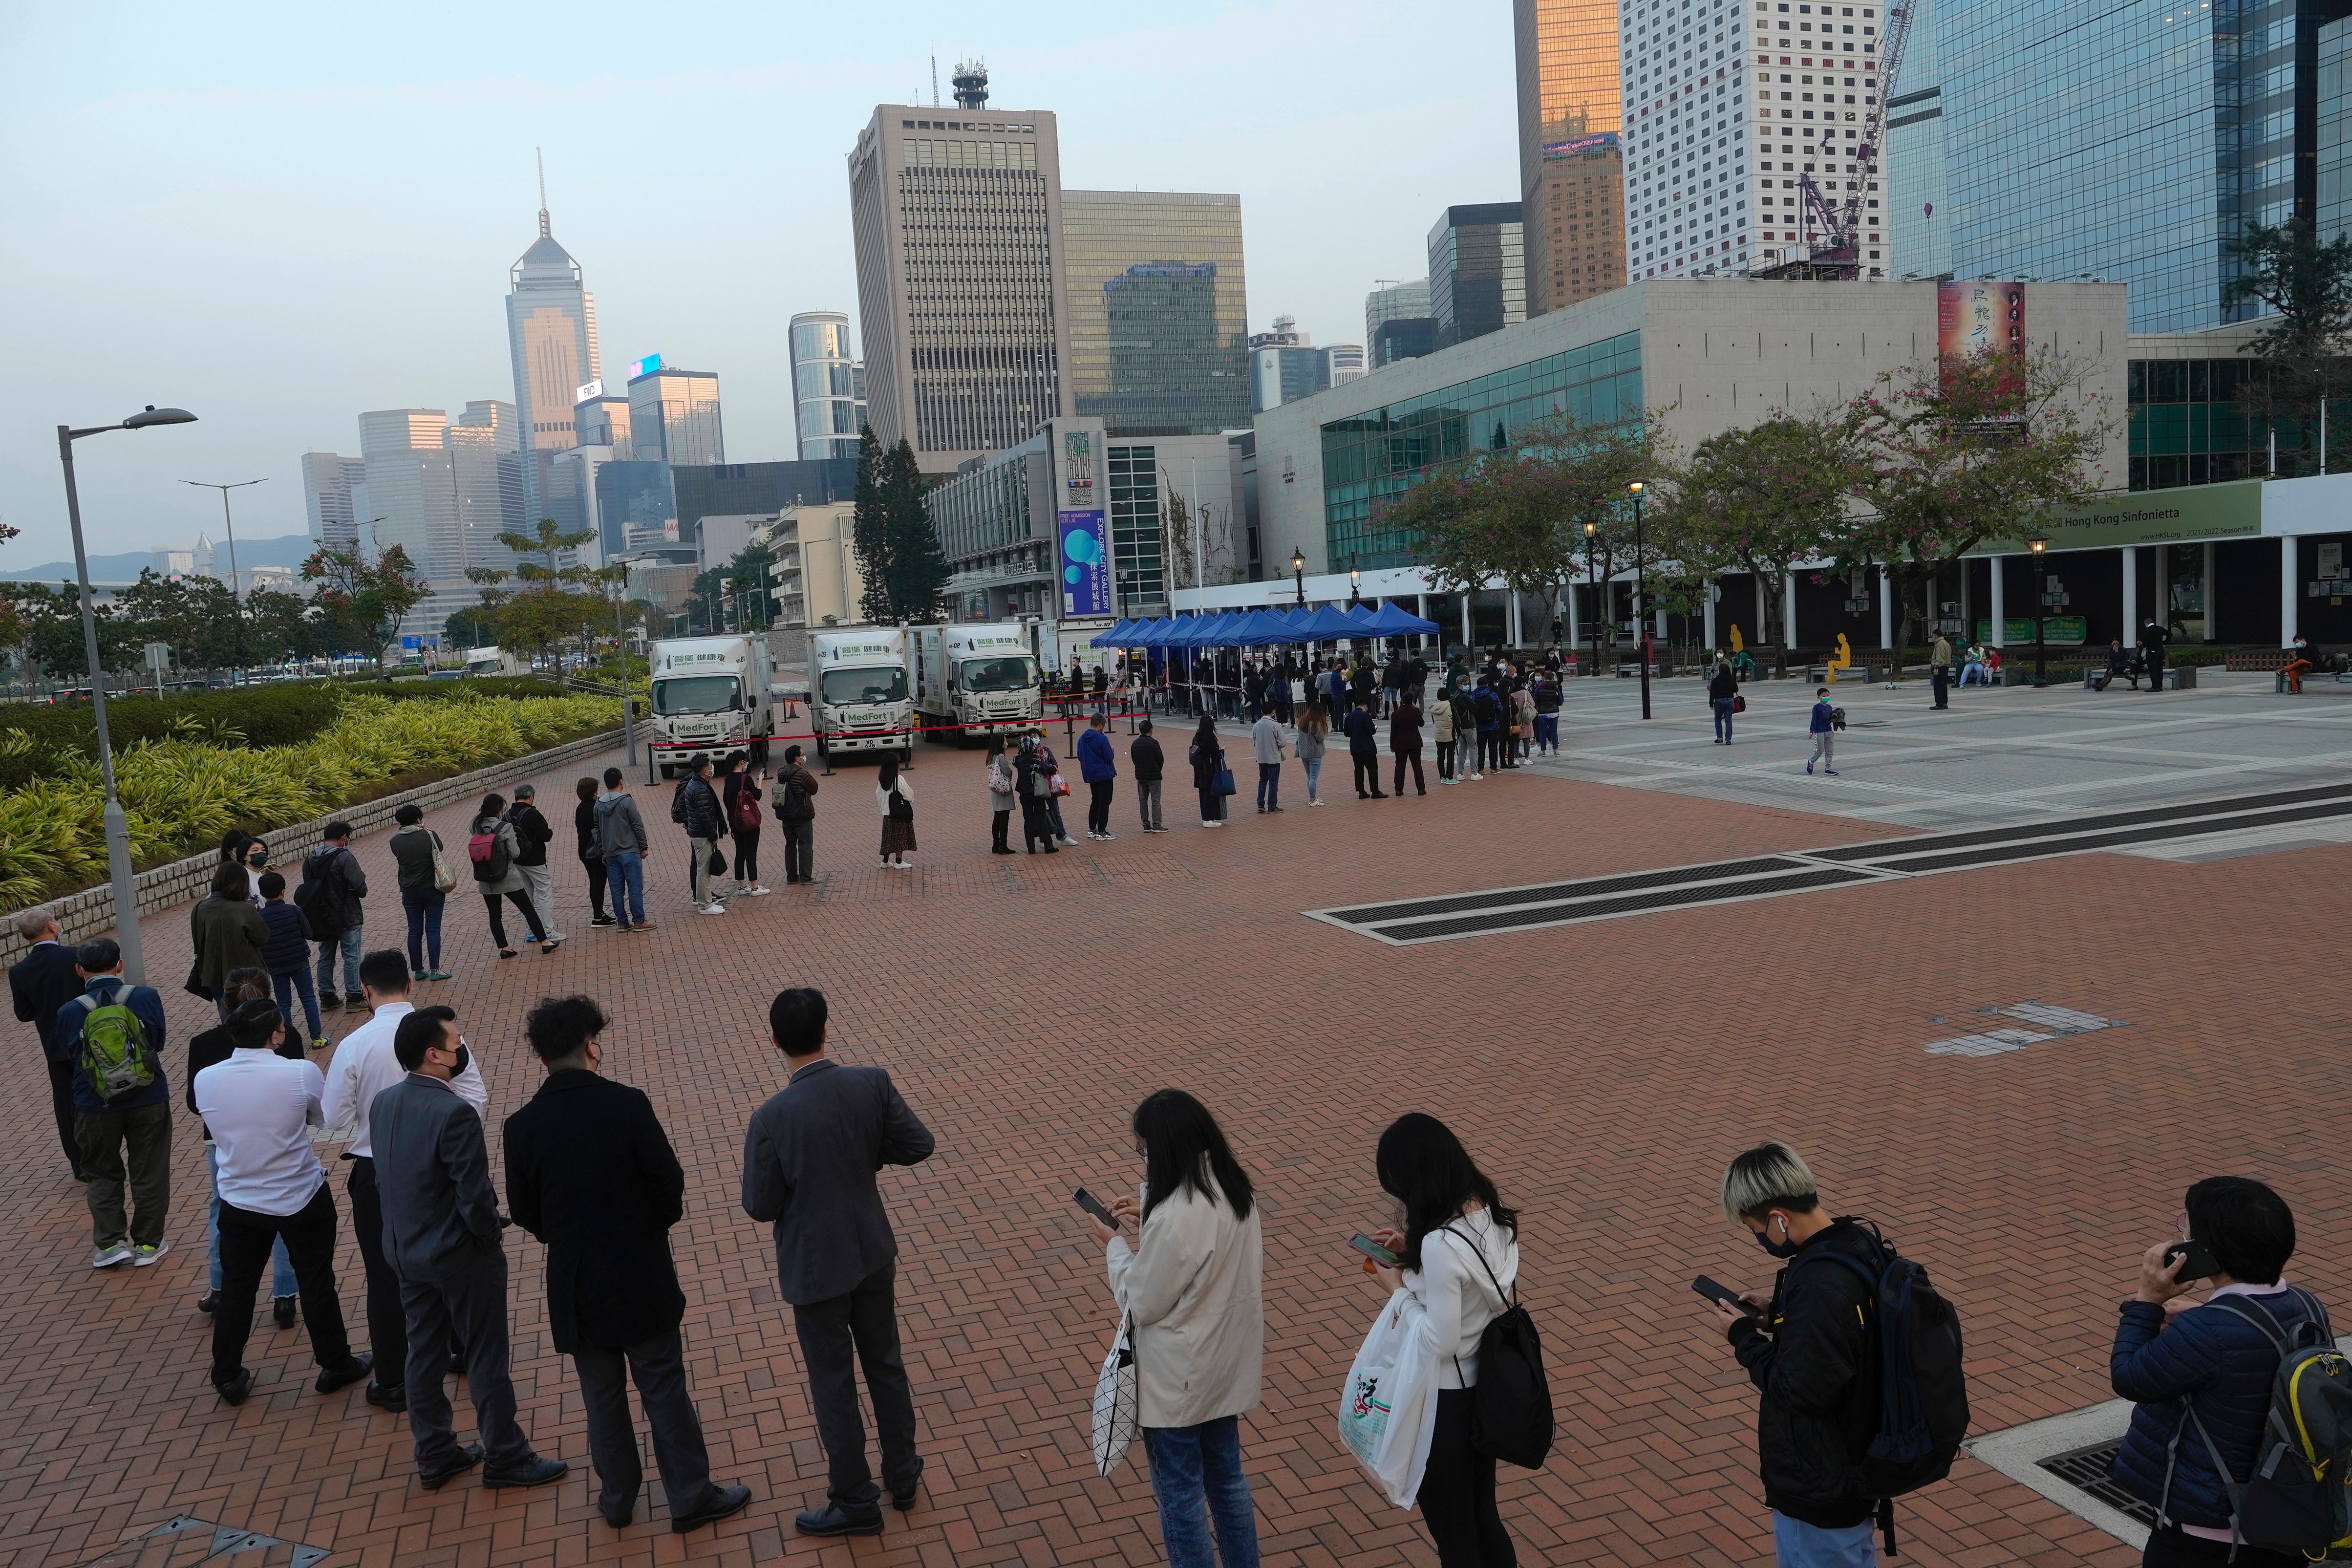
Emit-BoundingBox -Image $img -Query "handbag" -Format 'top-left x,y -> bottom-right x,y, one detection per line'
1090,1315 -> 1139,1476
1211,765 -> 1237,796
1337,1290 -> 1443,1506
1048,772 -> 1070,797
1732,694 -> 1747,714
707,846 -> 727,875
428,833 -> 459,894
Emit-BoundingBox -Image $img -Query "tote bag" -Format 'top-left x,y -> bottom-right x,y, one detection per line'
1336,1290 -> 1443,1507
1090,1315 -> 1139,1476
428,833 -> 459,894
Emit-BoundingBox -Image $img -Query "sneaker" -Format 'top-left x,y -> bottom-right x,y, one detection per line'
1096,831 -> 1116,840
1823,768 -> 1840,776
424,969 -> 452,982
131,1240 -> 170,1267
318,990 -> 342,1010
541,930 -> 567,944
312,1037 -> 331,1053
91,1242 -> 133,1269
747,885 -> 772,896
1805,762 -> 1815,774
699,903 -> 729,916
590,914 -> 619,927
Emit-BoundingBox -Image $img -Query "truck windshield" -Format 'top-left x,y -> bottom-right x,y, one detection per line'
821,666 -> 908,704
465,661 -> 499,676
651,675 -> 741,715
960,655 -> 1038,693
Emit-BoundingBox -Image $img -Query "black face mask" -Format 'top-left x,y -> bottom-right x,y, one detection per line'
451,1043 -> 472,1077
1753,1223 -> 1803,1259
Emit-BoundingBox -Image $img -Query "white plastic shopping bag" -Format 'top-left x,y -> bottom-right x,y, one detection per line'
1091,1314 -> 1139,1476
1336,1289 -> 1441,1507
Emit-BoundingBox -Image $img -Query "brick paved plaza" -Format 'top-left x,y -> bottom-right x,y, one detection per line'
6,679 -> 2348,1568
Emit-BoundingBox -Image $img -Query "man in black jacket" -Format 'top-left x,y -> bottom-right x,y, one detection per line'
1709,1142 -> 1880,1568
673,759 -> 726,914
2141,617 -> 2171,693
742,987 -> 935,1537
1130,720 -> 1166,833
1344,696 -> 1386,798
504,785 -> 561,945
10,908 -> 89,1181
298,823 -> 368,1011
506,996 -> 750,1534
772,745 -> 820,884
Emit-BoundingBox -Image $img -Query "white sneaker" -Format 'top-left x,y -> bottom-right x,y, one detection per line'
699,902 -> 729,915
1097,831 -> 1116,841
541,930 -> 567,943
747,885 -> 772,896
1309,799 -> 1326,807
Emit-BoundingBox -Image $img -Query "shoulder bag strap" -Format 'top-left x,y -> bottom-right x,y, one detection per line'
1437,1222 -> 1518,1310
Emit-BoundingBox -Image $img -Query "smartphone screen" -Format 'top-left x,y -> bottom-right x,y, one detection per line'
1348,1232 -> 1400,1267
1073,1188 -> 1118,1227
1693,1275 -> 1763,1317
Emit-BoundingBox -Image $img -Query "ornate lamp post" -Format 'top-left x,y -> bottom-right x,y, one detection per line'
1628,481 -> 1651,720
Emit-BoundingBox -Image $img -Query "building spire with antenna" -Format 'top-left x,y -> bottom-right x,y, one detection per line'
931,54 -> 939,106
535,147 -> 550,238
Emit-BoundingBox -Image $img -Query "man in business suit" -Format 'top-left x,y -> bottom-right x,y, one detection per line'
742,987 -> 936,1537
505,994 -> 751,1535
371,1006 -> 566,1493
10,908 -> 89,1181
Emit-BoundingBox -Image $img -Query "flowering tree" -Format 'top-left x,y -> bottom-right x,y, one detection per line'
302,541 -> 425,666
1657,412 -> 1857,649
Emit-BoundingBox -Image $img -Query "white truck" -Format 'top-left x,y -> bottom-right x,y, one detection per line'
647,633 -> 774,779
462,646 -> 527,677
810,627 -> 914,764
912,623 -> 1042,745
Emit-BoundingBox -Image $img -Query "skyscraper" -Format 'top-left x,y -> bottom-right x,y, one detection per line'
1364,279 -> 1431,350
788,312 -> 868,460
1428,205 -> 1527,348
1249,316 -> 1330,411
1517,0 -> 1626,315
1885,0 -> 1949,280
848,72 -> 1071,476
1060,190 -> 1250,435
505,158 -> 600,528
624,356 -> 725,466
358,403 -> 523,637
1326,344 -> 1366,385
299,452 -> 365,556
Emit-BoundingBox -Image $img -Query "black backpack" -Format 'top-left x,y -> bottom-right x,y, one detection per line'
293,847 -> 350,935
1439,1224 -> 1553,1469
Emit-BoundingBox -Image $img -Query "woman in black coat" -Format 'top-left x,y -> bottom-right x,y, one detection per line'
1189,715 -> 1228,828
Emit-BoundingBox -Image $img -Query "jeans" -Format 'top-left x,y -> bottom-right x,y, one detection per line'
402,888 -> 444,973
272,965 -> 321,1040
1770,1511 -> 1878,1568
1302,756 -> 1323,800
1713,696 -> 1736,741
687,835 -> 718,906
76,1099 -> 171,1248
208,1141 -> 293,1296
1931,665 -> 1949,707
316,924 -> 362,997
791,1260 -> 921,1511
1141,1415 -> 1260,1568
1255,763 -> 1280,810
582,854 -> 607,918
1420,1387 -> 1514,1566
1535,712 -> 1560,752
1089,778 -> 1116,833
212,1183 -> 354,1386
778,821 -> 813,881
1137,778 -> 1163,829
482,888 -> 546,948
575,1328 -> 719,1520
606,849 -> 647,923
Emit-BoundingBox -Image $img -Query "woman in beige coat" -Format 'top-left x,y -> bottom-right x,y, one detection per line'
1088,1090 -> 1264,1568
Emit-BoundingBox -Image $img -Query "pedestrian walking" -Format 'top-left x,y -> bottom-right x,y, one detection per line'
1087,1089 -> 1265,1568
386,804 -> 451,981
574,778 -> 613,927
671,759 -> 727,915
1709,660 -> 1739,744
189,968 -> 297,1325
1190,716 -> 1231,827
469,794 -> 559,954
1345,697 -> 1386,799
985,735 -> 1017,854
1431,691 -> 1457,783
1294,703 -> 1329,806
742,987 -> 936,1536
194,997 -> 373,1406
505,785 -> 562,943
595,770 -> 652,931
1804,687 -> 1839,776
1930,632 -> 1952,709
1132,720 -> 1168,832
722,758 -> 770,896
372,1005 -> 567,1492
1015,734 -> 1060,853
191,860 -> 269,1020
1364,1113 -> 1522,1567
321,948 -> 487,1417
772,746 -> 820,884
1390,695 -> 1426,797
506,996 -> 753,1535
297,821 -> 368,1013
13,907 -> 93,1182
256,872 -> 325,1051
1250,707 -> 1285,814
56,937 -> 171,1270
876,757 -> 917,870
1080,714 -> 1120,838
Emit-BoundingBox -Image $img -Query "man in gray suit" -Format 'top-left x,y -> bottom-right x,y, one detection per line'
371,1006 -> 566,1492
742,987 -> 935,1537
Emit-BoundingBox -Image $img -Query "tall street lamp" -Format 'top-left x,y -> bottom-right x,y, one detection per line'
1628,480 -> 1652,720
1582,521 -> 1600,677
62,405 -> 198,983
1347,562 -> 1362,610
2028,534 -> 2050,687
182,477 -> 265,676
1290,548 -> 1306,606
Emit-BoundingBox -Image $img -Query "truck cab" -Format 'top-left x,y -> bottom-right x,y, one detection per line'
647,634 -> 774,779
810,628 -> 914,764
913,623 -> 1042,744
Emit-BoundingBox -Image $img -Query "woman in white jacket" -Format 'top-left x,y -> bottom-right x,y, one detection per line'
1088,1090 -> 1264,1568
1367,1112 -> 1521,1568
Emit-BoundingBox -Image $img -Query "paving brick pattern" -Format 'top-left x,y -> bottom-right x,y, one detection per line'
2,728 -> 2343,1568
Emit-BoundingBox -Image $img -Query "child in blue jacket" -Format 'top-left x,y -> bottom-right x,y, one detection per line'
1805,687 -> 1839,776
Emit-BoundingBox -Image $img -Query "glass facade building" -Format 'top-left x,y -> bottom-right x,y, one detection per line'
593,461 -> 675,563
627,366 -> 725,466
505,211 -> 600,532
1517,0 -> 1627,314
2321,15 -> 2352,241
1884,0 -> 1950,279
1105,444 -> 1168,610
1061,190 -> 1249,436
1428,204 -> 1529,349
788,312 -> 867,461
1318,330 -> 1642,569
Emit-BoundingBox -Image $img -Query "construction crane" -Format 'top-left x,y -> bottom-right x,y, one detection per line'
1784,0 -> 1913,279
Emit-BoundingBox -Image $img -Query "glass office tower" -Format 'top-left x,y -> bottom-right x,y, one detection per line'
2320,16 -> 2352,242
1516,0 -> 1627,314
626,363 -> 726,466
1060,190 -> 1249,435
1428,204 -> 1528,348
788,311 -> 867,460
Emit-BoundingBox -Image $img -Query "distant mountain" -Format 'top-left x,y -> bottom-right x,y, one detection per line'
0,532 -> 319,583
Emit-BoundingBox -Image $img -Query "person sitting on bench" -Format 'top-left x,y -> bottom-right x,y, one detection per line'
2095,639 -> 2142,691
1958,644 -> 1990,686
2280,634 -> 2317,693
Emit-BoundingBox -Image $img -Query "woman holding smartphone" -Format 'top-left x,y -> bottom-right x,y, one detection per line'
1366,1113 -> 1521,1568
1083,1090 -> 1263,1568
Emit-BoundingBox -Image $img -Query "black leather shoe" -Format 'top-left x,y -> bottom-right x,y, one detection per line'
195,1291 -> 216,1316
273,1295 -> 298,1330
318,990 -> 342,1010
793,1503 -> 883,1537
449,1347 -> 466,1376
890,1479 -> 920,1511
672,1483 -> 753,1534
419,1443 -> 483,1491
364,1382 -> 406,1412
600,1497 -> 635,1528
482,1456 -> 569,1489
316,1353 -> 372,1395
214,1370 -> 253,1406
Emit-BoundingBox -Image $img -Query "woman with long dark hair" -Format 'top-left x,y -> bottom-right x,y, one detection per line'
876,755 -> 916,870
1084,1090 -> 1263,1568
1367,1113 -> 1522,1568
984,734 -> 1016,855
720,754 -> 770,896
1188,715 -> 1227,829
469,792 -> 556,957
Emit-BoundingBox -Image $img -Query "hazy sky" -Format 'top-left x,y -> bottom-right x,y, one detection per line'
0,1 -> 1520,566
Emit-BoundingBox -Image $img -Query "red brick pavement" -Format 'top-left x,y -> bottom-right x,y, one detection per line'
2,736 -> 2343,1568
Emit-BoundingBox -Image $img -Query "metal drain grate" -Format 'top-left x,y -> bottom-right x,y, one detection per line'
2035,1440 -> 2158,1529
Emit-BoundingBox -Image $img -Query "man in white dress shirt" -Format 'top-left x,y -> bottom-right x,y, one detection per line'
321,949 -> 487,1414
193,998 -> 373,1405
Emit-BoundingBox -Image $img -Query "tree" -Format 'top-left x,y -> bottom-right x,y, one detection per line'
28,581 -> 132,680
2223,217 -> 2352,474
243,583 -> 317,664
113,569 -> 242,674
684,541 -> 775,635
851,424 -> 889,623
303,542 -> 426,666
855,437 -> 948,623
1660,412 -> 1859,648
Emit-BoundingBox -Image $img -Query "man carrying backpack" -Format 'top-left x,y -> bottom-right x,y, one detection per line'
55,938 -> 172,1269
672,758 -> 726,916
298,821 -> 368,1013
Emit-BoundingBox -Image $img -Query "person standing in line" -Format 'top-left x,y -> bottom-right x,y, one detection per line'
239,837 -> 273,904
2141,616 -> 2171,694
386,804 -> 451,981
1190,715 -> 1230,828
321,948 -> 488,1417
1035,736 -> 1077,846
1365,1113 -> 1522,1568
672,759 -> 727,915
1431,689 -> 1457,784
875,756 -> 917,870
1451,687 -> 1480,781
1014,734 -> 1060,853
1804,686 -> 1839,777
1344,696 -> 1387,799
985,735 -> 1017,855
505,785 -> 563,943
505,995 -> 753,1535
1470,680 -> 1501,778
1293,702 -> 1329,807
1132,719 -> 1168,833
371,1005 -> 567,1492
1929,632 -> 1953,710
1079,713 -> 1120,839
573,778 -> 613,927
772,746 -> 820,884
595,769 -> 653,932
1390,693 -> 1426,797
13,907 -> 93,1182
298,821 -> 368,1014
256,872 -> 326,1052
1249,705 -> 1285,815
195,998 -> 374,1406
1532,670 -> 1561,755
1709,659 -> 1740,744
470,794 -> 559,955
56,937 -> 172,1269
192,861 -> 269,1021
1087,1090 -> 1265,1568
723,757 -> 771,896
1511,680 -> 1536,764
742,987 -> 936,1536
189,968 -> 297,1324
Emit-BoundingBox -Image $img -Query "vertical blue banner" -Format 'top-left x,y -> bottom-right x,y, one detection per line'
1058,509 -> 1110,615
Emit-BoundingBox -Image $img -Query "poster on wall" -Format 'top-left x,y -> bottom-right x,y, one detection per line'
1938,280 -> 2026,359
1059,509 -> 1110,616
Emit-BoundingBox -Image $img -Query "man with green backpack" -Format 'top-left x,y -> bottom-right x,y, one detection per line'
54,938 -> 173,1269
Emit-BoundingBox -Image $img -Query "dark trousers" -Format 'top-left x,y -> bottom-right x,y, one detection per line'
2141,1525 -> 2301,1567
212,1183 -> 354,1385
780,818 -> 814,881
731,828 -> 760,882
347,1159 -> 407,1390
481,889 -> 546,949
1255,762 -> 1280,810
400,1247 -> 534,1473
1352,753 -> 1381,796
1418,1387 -> 1515,1566
791,1261 -> 920,1511
2147,651 -> 2167,690
1021,795 -> 1056,849
1393,749 -> 1424,794
1088,778 -> 1114,834
575,1327 -> 716,1519
1437,740 -> 1456,779
49,1058 -> 84,1177
76,1099 -> 171,1248
1931,665 -> 1949,707
990,808 -> 1011,851
582,855 -> 608,919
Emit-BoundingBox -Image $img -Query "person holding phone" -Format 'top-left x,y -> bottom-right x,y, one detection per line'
1082,1090 -> 1263,1568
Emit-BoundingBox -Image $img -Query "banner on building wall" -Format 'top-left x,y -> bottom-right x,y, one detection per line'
1938,280 -> 2025,359
1969,479 -> 2265,555
1059,509 -> 1110,616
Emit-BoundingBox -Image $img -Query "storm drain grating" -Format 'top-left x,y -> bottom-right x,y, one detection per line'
2035,1440 -> 2159,1529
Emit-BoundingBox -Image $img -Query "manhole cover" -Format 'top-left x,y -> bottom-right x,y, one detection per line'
2035,1439 -> 2157,1529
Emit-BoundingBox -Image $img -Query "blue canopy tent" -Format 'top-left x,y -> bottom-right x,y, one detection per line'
1290,604 -> 1370,639
1088,618 -> 1138,647
1136,616 -> 1192,646
1344,602 -> 1382,629
1362,601 -> 1441,637
1234,609 -> 1304,645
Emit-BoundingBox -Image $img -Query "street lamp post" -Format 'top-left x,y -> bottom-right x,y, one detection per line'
1628,480 -> 1652,720
1582,522 -> 1599,677
2028,535 -> 2050,687
182,477 -> 265,678
60,406 -> 198,983
1290,548 -> 1306,606
1347,563 -> 1362,610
